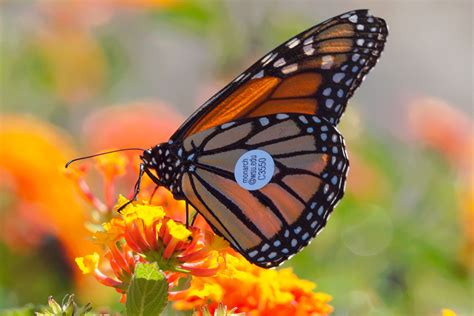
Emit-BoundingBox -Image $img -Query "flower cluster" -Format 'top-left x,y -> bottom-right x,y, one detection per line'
171,252 -> 333,315
71,152 -> 333,314
76,196 -> 227,300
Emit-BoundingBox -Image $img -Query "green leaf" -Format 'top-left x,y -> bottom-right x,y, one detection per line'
126,262 -> 168,316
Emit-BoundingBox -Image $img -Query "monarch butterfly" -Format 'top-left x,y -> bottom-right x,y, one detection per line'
69,9 -> 388,268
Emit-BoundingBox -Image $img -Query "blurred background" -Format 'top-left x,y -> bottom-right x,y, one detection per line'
0,0 -> 472,315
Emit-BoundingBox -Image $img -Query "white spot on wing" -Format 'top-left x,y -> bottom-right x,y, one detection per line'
261,53 -> 277,66
273,58 -> 286,68
299,115 -> 308,124
268,252 -> 277,259
234,73 -> 245,82
221,122 -> 235,129
286,37 -> 300,48
303,37 -> 314,45
332,73 -> 345,83
281,63 -> 298,74
252,70 -> 264,79
303,45 -> 315,56
259,117 -> 270,126
248,250 -> 258,258
322,55 -> 334,69
349,15 -> 358,23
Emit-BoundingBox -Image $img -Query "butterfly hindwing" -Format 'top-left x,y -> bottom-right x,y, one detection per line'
171,9 -> 387,141
179,113 -> 349,267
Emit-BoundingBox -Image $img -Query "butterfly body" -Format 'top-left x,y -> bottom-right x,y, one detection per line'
137,10 -> 387,268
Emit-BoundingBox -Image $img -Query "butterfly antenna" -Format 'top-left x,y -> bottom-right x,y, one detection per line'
65,148 -> 145,168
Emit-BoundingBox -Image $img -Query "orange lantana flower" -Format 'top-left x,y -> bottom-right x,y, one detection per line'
76,197 -> 228,301
170,253 -> 333,315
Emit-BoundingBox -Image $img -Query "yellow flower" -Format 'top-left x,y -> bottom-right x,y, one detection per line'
167,219 -> 192,241
75,253 -> 100,274
117,195 -> 166,227
136,204 -> 166,226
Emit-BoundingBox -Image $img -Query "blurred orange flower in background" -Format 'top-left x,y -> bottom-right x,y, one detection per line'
406,97 -> 474,270
0,115 -> 97,264
82,101 -> 184,152
407,97 -> 473,171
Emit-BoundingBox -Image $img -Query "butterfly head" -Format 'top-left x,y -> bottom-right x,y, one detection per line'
141,142 -> 185,199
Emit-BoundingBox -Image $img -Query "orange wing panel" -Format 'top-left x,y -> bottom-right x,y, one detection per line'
317,23 -> 355,40
300,55 -> 348,72
272,73 -> 322,99
248,98 -> 318,118
184,77 -> 281,137
315,38 -> 354,54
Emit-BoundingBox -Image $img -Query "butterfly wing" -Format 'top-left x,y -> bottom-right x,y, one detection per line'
171,9 -> 388,141
179,114 -> 348,267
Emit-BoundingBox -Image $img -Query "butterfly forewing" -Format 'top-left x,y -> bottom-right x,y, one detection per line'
179,113 -> 349,268
171,9 -> 387,141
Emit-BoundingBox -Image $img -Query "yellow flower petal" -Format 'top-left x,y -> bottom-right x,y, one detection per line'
167,219 -> 191,241
75,252 -> 99,274
135,204 -> 165,226
116,195 -> 165,225
205,230 -> 229,251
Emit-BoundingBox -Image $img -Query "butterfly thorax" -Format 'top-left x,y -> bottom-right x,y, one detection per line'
141,142 -> 189,200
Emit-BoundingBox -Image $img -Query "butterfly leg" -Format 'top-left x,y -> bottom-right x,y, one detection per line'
185,201 -> 189,228
185,201 -> 199,228
117,163 -> 145,213
190,211 -> 198,226
148,185 -> 159,204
